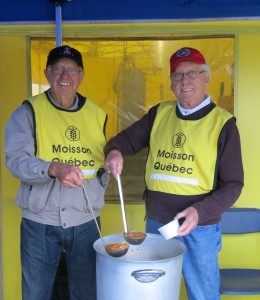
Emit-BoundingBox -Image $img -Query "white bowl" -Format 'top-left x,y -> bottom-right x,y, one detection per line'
158,218 -> 180,240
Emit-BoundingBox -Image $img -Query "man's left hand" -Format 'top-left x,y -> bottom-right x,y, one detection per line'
175,207 -> 199,236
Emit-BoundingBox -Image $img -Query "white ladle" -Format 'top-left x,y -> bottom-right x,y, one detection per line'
116,174 -> 146,245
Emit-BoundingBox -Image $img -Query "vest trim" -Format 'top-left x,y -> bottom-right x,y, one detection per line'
150,173 -> 199,186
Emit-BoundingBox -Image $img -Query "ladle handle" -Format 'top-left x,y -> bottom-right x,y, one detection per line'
82,185 -> 106,248
117,174 -> 128,233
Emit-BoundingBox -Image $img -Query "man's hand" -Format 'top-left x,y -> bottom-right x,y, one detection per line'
175,207 -> 199,236
48,162 -> 84,188
104,150 -> 124,178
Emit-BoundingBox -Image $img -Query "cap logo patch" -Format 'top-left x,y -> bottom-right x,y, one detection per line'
63,47 -> 72,56
176,48 -> 191,58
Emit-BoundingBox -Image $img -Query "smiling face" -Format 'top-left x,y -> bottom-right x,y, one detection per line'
170,61 -> 210,109
44,58 -> 84,109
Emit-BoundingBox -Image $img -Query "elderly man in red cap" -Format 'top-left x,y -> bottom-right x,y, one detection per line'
5,45 -> 109,300
104,47 -> 244,300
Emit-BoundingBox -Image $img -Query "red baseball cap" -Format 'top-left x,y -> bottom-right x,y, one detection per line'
170,47 -> 206,73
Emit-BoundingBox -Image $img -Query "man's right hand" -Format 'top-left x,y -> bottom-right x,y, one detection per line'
104,150 -> 124,178
48,162 -> 84,188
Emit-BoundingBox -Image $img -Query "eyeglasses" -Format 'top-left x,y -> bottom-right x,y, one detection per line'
48,66 -> 83,76
171,70 -> 206,81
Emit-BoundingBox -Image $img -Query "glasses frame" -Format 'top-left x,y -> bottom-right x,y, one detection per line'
47,66 -> 83,76
171,70 -> 206,81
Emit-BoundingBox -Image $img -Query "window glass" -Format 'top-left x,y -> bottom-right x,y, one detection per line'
31,37 -> 234,202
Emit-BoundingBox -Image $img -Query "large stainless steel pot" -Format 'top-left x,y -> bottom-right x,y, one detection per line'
94,233 -> 186,300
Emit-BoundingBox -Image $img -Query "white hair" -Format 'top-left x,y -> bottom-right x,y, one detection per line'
200,64 -> 211,78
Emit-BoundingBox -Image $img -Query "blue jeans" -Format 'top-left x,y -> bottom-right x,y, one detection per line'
21,218 -> 99,300
146,217 -> 222,300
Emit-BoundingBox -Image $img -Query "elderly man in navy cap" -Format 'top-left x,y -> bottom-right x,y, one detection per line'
104,47 -> 244,300
5,45 -> 109,300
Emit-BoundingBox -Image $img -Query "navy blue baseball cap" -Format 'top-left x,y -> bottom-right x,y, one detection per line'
46,45 -> 84,69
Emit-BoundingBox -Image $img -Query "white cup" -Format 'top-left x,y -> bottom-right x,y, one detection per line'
158,218 -> 180,240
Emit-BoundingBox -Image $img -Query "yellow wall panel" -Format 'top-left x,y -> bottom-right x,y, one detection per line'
235,34 -> 260,208
0,35 -> 29,300
217,33 -> 260,300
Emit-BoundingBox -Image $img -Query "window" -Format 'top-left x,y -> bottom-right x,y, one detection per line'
31,36 -> 234,202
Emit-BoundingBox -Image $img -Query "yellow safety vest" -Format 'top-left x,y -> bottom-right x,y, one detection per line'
145,101 -> 233,195
28,93 -> 106,179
